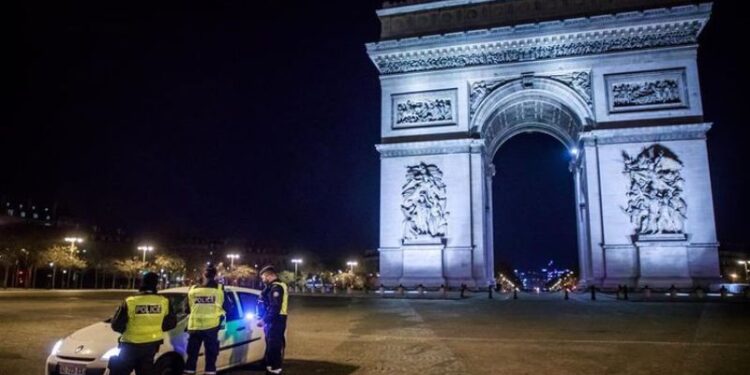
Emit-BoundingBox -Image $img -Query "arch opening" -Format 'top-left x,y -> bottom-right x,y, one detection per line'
476,79 -> 592,290
491,132 -> 579,291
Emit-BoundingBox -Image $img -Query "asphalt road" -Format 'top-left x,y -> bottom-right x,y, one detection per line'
1,289 -> 748,375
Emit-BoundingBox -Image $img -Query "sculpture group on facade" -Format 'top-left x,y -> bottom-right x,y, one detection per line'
612,79 -> 681,108
396,98 -> 453,125
401,162 -> 449,241
622,144 -> 687,236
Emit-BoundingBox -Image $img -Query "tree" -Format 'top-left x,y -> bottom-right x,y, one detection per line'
278,270 -> 296,286
0,247 -> 17,289
0,223 -> 58,288
114,258 -> 147,289
40,245 -> 87,289
154,254 -> 186,288
225,265 -> 256,286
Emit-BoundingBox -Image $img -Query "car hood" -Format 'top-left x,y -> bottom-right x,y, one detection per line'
58,322 -> 120,359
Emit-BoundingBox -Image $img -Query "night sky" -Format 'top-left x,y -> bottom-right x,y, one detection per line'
6,1 -> 749,267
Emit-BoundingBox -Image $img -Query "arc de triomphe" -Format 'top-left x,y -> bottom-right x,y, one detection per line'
368,0 -> 720,289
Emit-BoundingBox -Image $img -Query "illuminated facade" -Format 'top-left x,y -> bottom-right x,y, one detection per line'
368,0 -> 720,288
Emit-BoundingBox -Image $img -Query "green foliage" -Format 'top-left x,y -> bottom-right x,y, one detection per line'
114,258 -> 148,278
41,245 -> 87,269
278,270 -> 296,285
225,265 -> 256,284
332,271 -> 365,289
154,254 -> 186,274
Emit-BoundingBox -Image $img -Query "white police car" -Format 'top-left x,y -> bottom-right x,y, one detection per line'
46,286 -> 267,375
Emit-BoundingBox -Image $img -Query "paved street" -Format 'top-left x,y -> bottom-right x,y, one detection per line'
1,290 -> 748,375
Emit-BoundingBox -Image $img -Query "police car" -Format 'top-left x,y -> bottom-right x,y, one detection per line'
46,286 -> 267,375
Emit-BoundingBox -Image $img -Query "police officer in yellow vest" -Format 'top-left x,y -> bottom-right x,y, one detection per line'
183,264 -> 225,375
110,271 -> 176,375
257,265 -> 288,375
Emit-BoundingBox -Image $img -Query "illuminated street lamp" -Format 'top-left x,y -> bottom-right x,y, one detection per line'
138,245 -> 155,262
226,254 -> 240,269
729,273 -> 738,282
738,260 -> 749,281
291,258 -> 303,278
63,237 -> 83,289
346,261 -> 358,273
64,237 -> 84,255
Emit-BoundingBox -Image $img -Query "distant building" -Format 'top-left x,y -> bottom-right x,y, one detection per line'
1,197 -> 57,226
515,261 -> 573,291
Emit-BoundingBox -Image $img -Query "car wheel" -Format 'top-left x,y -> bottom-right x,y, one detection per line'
154,355 -> 184,375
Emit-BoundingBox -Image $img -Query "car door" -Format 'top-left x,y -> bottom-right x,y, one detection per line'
237,291 -> 265,363
217,289 -> 252,369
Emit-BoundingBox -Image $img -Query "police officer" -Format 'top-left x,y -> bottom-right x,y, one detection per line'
110,272 -> 176,375
258,265 -> 288,375
183,264 -> 225,375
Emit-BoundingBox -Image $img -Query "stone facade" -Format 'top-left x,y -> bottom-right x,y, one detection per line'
368,1 -> 720,288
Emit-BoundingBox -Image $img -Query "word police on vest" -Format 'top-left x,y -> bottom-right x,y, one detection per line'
134,304 -> 162,314
195,296 -> 216,304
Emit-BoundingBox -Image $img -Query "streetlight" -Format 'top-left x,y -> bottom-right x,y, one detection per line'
291,258 -> 303,277
291,259 -> 303,292
738,260 -> 749,282
138,245 -> 154,262
64,237 -> 83,289
226,254 -> 240,269
19,249 -> 29,288
729,273 -> 738,282
64,237 -> 84,255
50,262 -> 56,289
346,261 -> 358,273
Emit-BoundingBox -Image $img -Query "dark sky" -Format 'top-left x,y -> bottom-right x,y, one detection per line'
492,134 -> 577,271
5,1 -> 749,266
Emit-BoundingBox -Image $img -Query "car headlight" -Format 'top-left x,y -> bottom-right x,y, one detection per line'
101,347 -> 121,360
51,340 -> 63,356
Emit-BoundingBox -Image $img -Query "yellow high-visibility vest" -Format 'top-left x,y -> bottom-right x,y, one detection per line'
272,281 -> 288,316
188,284 -> 225,330
121,294 -> 169,344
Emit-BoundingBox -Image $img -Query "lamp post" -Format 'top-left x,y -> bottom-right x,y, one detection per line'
291,258 -> 303,290
64,237 -> 84,255
50,262 -> 56,289
291,259 -> 302,277
20,249 -> 29,289
346,261 -> 358,273
738,260 -> 749,282
226,254 -> 240,270
64,237 -> 83,288
138,245 -> 154,263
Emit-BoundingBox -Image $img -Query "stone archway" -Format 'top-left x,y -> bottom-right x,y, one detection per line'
370,1 -> 720,289
471,76 -> 594,286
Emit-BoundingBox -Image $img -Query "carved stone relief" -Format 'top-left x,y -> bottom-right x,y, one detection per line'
401,162 -> 449,242
469,71 -> 591,119
392,90 -> 457,129
606,69 -> 688,113
622,144 -> 687,236
372,21 -> 702,75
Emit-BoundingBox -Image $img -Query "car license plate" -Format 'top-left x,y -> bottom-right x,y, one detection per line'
59,362 -> 86,375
